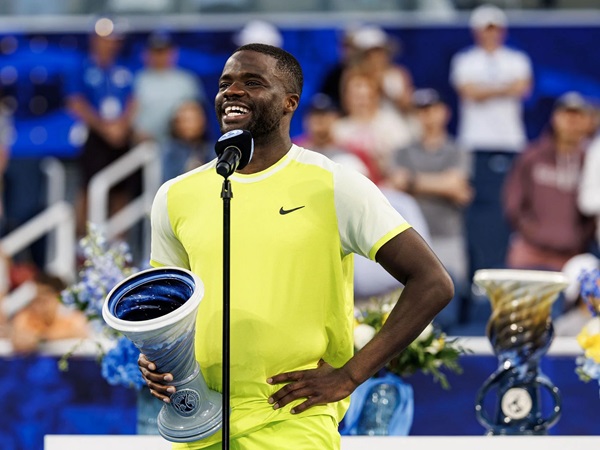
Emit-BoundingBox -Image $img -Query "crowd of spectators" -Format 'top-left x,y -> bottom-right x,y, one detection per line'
2,4 -> 600,348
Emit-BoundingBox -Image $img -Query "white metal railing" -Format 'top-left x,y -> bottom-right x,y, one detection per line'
87,140 -> 161,259
0,200 -> 76,283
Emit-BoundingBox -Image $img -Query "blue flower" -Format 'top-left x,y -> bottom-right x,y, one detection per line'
101,337 -> 145,389
58,223 -> 142,389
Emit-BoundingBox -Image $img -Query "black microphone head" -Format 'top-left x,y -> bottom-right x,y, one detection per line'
215,129 -> 254,171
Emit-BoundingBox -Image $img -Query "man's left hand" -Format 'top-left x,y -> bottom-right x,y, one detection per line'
266,360 -> 356,414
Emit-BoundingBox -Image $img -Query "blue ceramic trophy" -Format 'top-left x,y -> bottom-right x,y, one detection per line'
102,267 -> 222,442
473,269 -> 568,435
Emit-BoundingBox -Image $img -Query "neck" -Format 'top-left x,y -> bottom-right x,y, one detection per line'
238,134 -> 292,174
421,129 -> 447,151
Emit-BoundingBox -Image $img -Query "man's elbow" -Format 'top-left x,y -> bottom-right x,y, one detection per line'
433,268 -> 455,310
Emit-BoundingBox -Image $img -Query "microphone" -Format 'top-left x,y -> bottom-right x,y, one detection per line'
214,129 -> 254,178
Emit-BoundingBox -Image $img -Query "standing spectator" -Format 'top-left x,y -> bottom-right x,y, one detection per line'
503,91 -> 596,272
449,4 -> 533,276
387,88 -> 472,330
65,20 -> 136,237
579,124 -> 600,250
132,30 -> 206,182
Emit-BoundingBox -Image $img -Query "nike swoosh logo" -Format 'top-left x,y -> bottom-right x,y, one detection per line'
279,206 -> 305,215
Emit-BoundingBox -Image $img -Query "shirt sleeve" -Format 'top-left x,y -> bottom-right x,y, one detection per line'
579,136 -> 600,215
334,165 -> 411,260
149,180 -> 190,269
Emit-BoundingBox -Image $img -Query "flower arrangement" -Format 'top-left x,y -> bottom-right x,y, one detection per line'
575,268 -> 600,384
354,289 -> 468,389
59,224 -> 145,390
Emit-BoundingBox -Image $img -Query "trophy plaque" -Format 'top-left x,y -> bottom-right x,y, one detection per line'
102,266 -> 222,442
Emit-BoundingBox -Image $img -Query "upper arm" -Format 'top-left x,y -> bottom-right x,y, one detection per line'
375,228 -> 449,287
149,182 -> 190,269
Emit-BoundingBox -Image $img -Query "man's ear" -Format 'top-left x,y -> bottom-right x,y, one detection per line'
285,93 -> 300,113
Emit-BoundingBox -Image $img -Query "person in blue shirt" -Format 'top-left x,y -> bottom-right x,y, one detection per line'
64,23 -> 137,237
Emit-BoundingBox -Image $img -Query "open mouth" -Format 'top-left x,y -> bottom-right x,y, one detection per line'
223,105 -> 250,123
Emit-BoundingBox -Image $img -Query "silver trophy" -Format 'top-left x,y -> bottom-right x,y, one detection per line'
473,269 -> 568,435
102,266 -> 222,442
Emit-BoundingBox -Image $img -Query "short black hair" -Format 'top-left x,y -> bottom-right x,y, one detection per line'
234,43 -> 303,96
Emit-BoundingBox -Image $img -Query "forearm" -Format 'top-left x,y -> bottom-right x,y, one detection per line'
347,230 -> 453,385
66,96 -> 104,133
459,78 -> 531,102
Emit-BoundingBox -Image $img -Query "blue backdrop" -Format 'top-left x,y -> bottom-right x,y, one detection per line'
3,23 -> 600,160
2,353 -> 599,450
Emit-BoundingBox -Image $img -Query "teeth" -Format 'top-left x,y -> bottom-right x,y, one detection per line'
225,106 -> 249,116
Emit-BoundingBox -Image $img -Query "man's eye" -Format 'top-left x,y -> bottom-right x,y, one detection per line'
219,83 -> 230,90
246,81 -> 261,86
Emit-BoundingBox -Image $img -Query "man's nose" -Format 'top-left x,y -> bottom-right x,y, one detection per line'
223,81 -> 245,98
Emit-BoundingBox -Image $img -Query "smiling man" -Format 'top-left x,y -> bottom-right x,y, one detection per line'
140,43 -> 453,450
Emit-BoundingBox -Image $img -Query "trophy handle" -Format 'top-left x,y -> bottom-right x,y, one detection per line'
474,367 -> 503,431
534,374 -> 561,429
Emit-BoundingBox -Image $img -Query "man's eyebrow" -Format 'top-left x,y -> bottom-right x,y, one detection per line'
220,71 -> 268,82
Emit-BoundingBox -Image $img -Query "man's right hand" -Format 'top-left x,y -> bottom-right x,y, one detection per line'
138,353 -> 176,403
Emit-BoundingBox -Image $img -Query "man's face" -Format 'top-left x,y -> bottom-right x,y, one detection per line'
215,50 -> 289,138
552,107 -> 592,142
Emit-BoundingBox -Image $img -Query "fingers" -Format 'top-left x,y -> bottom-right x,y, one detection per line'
267,380 -> 315,413
138,353 -> 176,403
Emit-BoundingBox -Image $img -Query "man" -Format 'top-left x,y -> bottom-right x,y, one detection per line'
388,88 -> 472,331
139,43 -> 453,449
64,22 -> 136,237
503,91 -> 596,272
132,30 -> 206,182
449,4 -> 533,277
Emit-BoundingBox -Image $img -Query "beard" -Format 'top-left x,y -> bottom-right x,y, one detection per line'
217,101 -> 283,140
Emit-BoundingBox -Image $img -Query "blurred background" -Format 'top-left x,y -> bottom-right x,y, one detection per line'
2,1 -> 600,448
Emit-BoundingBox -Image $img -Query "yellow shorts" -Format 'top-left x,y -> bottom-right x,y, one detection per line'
197,415 -> 340,450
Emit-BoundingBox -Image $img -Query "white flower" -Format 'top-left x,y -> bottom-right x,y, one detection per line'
585,316 -> 600,335
354,323 -> 376,350
415,323 -> 434,342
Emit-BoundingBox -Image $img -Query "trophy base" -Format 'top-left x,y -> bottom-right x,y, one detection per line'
157,388 -> 223,443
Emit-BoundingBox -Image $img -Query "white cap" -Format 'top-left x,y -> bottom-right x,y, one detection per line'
234,20 -> 283,48
469,4 -> 508,30
351,25 -> 389,51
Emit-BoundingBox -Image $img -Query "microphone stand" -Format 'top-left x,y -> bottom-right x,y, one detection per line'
220,177 -> 232,450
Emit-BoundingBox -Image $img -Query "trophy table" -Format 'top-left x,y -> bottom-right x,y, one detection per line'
473,269 -> 569,435
102,266 -> 222,442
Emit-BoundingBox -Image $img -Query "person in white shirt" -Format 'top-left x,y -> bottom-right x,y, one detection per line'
449,4 -> 533,279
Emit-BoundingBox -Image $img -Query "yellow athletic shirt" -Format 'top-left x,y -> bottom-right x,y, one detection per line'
150,144 -> 410,448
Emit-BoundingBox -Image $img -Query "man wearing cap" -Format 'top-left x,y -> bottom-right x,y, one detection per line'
449,4 -> 533,278
387,88 -> 472,332
502,91 -> 596,272
133,30 -> 206,182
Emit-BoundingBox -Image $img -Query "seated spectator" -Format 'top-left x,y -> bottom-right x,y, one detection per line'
293,93 -> 380,182
333,69 -> 416,180
8,273 -> 89,354
351,24 -> 414,116
503,91 -> 597,272
386,88 -> 472,331
164,100 -> 211,178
